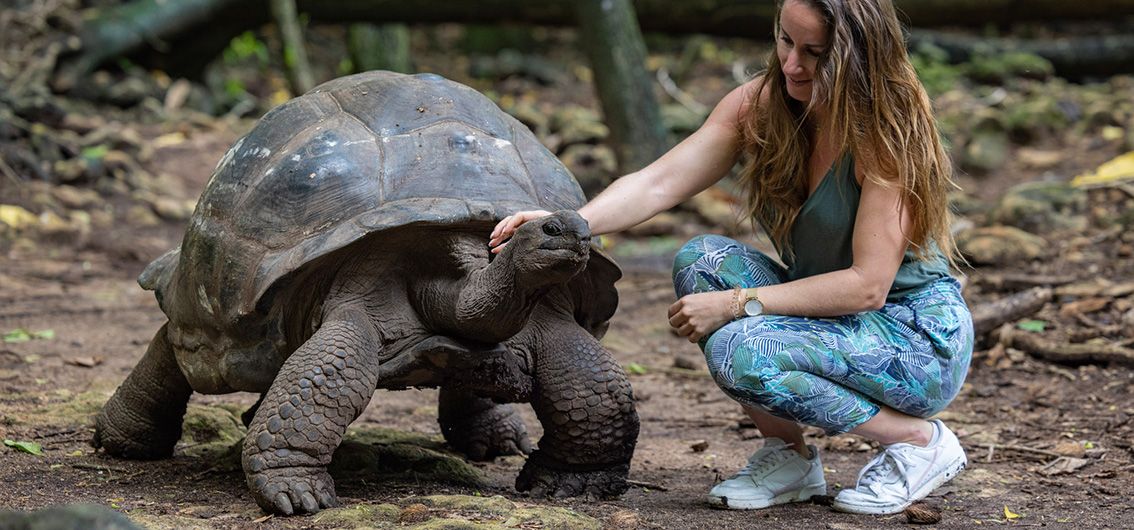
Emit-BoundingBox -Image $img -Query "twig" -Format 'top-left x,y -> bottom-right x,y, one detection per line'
0,154 -> 23,186
972,443 -> 1062,460
71,462 -> 130,473
997,326 -> 1134,366
971,287 -> 1052,336
656,67 -> 710,116
627,479 -> 669,491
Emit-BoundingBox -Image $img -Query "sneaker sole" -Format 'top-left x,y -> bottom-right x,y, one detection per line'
832,455 -> 967,515
707,483 -> 827,510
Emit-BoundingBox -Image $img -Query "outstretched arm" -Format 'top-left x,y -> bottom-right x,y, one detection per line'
489,81 -> 756,250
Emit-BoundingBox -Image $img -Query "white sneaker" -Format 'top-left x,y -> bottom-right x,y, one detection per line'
707,438 -> 826,510
833,419 -> 967,515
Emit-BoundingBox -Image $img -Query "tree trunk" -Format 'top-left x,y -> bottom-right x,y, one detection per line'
909,30 -> 1134,80
52,0 -> 244,91
574,0 -> 667,174
270,0 -> 315,94
55,0 -> 1134,88
348,23 -> 412,74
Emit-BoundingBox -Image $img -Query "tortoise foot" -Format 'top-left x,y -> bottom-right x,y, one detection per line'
444,403 -> 532,461
91,401 -> 181,460
247,467 -> 339,515
515,451 -> 630,499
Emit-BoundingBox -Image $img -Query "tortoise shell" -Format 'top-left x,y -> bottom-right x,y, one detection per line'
141,71 -> 618,336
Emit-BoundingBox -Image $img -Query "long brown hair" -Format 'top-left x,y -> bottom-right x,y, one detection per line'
738,0 -> 958,265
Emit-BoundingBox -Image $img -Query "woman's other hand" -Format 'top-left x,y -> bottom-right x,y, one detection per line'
668,290 -> 736,343
489,210 -> 552,253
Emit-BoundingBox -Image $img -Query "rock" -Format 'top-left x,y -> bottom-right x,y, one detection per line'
51,185 -> 102,209
0,504 -> 143,530
1016,148 -> 1063,170
559,144 -> 617,197
904,502 -> 943,524
0,204 -> 38,231
418,495 -> 516,516
961,128 -> 1010,173
329,427 -> 485,487
687,186 -> 742,231
989,181 -> 1087,234
312,504 -> 400,527
661,103 -> 706,135
150,197 -> 194,221
550,106 -> 608,146
955,225 -> 1046,265
178,404 -> 246,460
125,204 -> 161,227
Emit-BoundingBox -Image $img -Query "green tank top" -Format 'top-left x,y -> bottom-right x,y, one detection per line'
773,154 -> 950,302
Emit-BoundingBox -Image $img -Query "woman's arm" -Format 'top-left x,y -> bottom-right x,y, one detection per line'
489,81 -> 755,250
669,170 -> 910,341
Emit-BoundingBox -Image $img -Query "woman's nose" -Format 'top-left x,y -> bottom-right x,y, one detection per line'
783,51 -> 803,74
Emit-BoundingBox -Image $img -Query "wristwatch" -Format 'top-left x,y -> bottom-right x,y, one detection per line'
741,288 -> 764,317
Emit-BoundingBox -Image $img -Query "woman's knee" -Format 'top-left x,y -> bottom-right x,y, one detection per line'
703,321 -> 784,398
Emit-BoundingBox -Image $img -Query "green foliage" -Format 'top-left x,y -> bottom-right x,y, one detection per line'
624,362 -> 648,375
910,42 -> 962,97
223,31 -> 269,67
4,439 -> 44,455
965,52 -> 1054,84
337,58 -> 354,76
1017,320 -> 1047,333
3,328 -> 55,343
223,78 -> 247,99
80,145 -> 108,161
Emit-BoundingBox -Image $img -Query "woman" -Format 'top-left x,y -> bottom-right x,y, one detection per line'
488,0 -> 973,515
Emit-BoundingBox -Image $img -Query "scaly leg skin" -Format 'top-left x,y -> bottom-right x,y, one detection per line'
92,323 -> 193,459
438,390 -> 532,460
242,305 -> 382,515
515,305 -> 639,498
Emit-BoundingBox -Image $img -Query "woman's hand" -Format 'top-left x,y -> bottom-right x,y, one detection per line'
668,290 -> 736,343
488,210 -> 552,253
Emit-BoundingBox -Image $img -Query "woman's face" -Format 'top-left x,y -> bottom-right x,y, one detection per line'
777,0 -> 829,104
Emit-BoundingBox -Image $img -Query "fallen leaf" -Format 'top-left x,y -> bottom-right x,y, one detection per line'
1016,319 -> 1047,333
1004,505 -> 1021,520
252,514 -> 273,523
1058,297 -> 1110,317
3,329 -> 31,343
3,439 -> 44,455
625,362 -> 648,375
65,356 -> 104,368
1072,150 -> 1134,187
1037,456 -> 1089,476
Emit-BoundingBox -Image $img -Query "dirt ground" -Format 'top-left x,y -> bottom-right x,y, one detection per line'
1,120 -> 1133,530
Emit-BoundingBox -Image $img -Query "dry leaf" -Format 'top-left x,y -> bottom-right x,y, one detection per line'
905,502 -> 942,524
65,356 -> 103,368
1037,456 -> 1089,476
1004,505 -> 1021,520
1058,297 -> 1110,317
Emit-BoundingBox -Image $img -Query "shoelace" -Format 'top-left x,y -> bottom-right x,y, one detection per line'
856,447 -> 915,495
731,446 -> 791,480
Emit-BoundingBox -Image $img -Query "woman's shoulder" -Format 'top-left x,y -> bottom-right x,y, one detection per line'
710,76 -> 769,127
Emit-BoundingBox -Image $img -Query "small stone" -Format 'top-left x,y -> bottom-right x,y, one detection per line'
689,440 -> 709,452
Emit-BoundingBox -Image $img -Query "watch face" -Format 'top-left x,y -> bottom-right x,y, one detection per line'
744,299 -> 763,316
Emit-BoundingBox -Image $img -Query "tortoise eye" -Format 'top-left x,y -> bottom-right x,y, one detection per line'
541,221 -> 563,236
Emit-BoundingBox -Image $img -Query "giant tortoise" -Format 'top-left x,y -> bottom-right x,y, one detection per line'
92,71 -> 639,514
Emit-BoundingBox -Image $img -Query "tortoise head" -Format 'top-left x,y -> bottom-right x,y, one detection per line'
504,210 -> 592,288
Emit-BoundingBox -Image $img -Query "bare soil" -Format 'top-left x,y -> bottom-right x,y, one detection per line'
1,122 -> 1133,530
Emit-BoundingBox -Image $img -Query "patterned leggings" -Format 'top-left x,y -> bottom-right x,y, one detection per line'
673,235 -> 973,434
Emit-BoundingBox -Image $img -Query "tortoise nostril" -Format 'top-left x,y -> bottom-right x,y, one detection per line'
542,222 -> 563,237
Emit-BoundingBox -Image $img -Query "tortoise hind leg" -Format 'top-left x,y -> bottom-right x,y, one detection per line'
514,305 -> 639,498
438,389 -> 531,460
92,323 -> 193,459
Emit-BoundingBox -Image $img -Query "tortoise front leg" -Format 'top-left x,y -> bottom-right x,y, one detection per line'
438,389 -> 532,460
514,305 -> 639,498
242,304 -> 382,515
93,323 -> 192,459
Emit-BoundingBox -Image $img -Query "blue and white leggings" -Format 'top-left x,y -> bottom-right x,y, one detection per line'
673,235 -> 973,434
